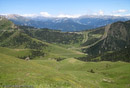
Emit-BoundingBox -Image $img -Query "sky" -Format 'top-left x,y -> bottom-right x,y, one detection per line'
0,0 -> 130,17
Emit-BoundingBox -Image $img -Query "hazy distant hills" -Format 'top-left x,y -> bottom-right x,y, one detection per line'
3,14 -> 130,32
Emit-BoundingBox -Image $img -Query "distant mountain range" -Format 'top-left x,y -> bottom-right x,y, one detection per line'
2,14 -> 130,31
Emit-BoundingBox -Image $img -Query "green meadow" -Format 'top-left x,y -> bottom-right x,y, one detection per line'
0,49 -> 130,88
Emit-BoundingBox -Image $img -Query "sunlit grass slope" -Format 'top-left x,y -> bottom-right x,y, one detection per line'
0,53 -> 130,88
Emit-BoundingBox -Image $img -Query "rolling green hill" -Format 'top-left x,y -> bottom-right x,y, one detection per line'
0,16 -> 16,30
0,54 -> 130,88
19,27 -> 84,45
0,17 -> 85,61
0,31 -> 47,49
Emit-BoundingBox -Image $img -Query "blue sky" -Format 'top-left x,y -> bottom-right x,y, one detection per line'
0,0 -> 130,17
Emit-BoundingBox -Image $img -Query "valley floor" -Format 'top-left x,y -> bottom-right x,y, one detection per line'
0,53 -> 130,88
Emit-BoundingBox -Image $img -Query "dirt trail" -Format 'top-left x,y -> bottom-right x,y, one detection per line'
81,24 -> 111,49
101,24 -> 111,39
82,32 -> 89,43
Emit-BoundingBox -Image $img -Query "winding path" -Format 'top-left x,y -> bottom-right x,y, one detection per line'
81,24 -> 111,49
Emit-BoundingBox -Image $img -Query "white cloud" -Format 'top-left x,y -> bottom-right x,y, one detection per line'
40,12 -> 51,17
113,9 -> 127,13
57,14 -> 81,18
125,14 -> 130,16
20,12 -> 51,17
112,14 -> 121,16
0,14 -> 8,16
98,10 -> 104,15
92,10 -> 104,15
21,14 -> 37,17
2,10 -> 129,18
0,12 -> 81,18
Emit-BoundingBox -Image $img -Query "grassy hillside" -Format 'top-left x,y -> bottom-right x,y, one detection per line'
0,16 -> 17,30
0,47 -> 31,57
1,17 -> 130,62
46,44 -> 85,59
0,31 -> 47,49
100,46 -> 130,62
83,21 -> 130,56
0,18 -> 85,60
20,28 -> 84,45
0,54 -> 130,88
81,27 -> 104,47
0,43 -> 85,61
0,32 -> 85,60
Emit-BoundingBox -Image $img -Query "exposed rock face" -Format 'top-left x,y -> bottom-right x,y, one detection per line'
25,57 -> 30,61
